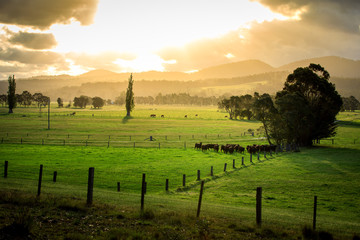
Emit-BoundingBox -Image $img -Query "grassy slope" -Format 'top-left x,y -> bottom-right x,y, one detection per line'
0,105 -> 359,239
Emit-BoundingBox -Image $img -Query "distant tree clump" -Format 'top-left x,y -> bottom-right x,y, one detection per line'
73,95 -> 91,108
20,91 -> 33,107
7,75 -> 16,113
218,94 -> 254,120
92,96 -> 105,109
341,96 -> 359,112
33,92 -> 49,109
114,91 -> 126,106
0,94 -> 6,106
57,97 -> 64,108
125,73 -> 135,116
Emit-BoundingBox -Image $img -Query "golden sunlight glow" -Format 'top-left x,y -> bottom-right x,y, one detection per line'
51,0 -> 288,58
225,53 -> 235,59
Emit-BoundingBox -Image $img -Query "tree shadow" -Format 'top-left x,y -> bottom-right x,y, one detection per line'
122,116 -> 133,124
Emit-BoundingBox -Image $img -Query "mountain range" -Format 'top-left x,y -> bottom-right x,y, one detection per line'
0,56 -> 359,101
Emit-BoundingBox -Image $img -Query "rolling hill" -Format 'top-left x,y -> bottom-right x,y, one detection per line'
0,56 -> 359,101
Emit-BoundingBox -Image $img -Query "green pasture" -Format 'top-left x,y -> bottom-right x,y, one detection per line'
0,105 -> 360,238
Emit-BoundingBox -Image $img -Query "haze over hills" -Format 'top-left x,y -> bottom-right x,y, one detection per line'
278,56 -> 360,78
0,56 -> 359,101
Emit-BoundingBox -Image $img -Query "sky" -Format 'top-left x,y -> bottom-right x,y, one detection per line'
0,0 -> 359,78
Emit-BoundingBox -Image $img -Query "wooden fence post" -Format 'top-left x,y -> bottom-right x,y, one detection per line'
256,187 -> 262,227
141,173 -> 146,212
42,139 -> 44,145
250,154 -> 253,163
117,182 -> 120,192
165,179 -> 169,191
87,167 -> 94,205
197,170 -> 200,181
224,163 -> 227,172
210,166 -> 213,176
196,181 -> 205,217
53,171 -> 57,182
4,161 -> 8,178
242,157 -> 244,165
257,152 -> 260,160
183,174 -> 186,187
313,196 -> 317,230
179,135 -> 181,140
133,142 -> 135,148
37,165 -> 43,197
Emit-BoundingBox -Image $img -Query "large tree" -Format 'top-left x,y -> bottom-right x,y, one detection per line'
253,93 -> 277,145
275,64 -> 342,146
7,75 -> 16,113
125,73 -> 135,116
92,96 -> 105,109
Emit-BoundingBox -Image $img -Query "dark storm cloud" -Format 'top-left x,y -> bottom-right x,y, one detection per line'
253,0 -> 360,33
0,0 -> 99,29
7,31 -> 57,50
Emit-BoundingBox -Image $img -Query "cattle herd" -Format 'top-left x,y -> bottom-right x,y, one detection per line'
195,142 -> 277,155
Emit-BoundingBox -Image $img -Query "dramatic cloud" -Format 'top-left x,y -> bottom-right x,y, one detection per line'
0,0 -> 99,29
7,30 -> 57,50
0,47 -> 65,65
158,18 -> 360,72
253,0 -> 360,33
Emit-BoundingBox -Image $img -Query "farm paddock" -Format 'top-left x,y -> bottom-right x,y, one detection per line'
0,105 -> 359,239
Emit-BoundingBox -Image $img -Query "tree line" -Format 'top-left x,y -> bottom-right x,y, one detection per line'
219,64 -> 347,146
0,76 -> 50,112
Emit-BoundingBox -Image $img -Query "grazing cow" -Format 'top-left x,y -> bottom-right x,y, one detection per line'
225,116 -> 228,118
195,142 -> 202,150
161,115 -> 164,118
70,112 -> 76,116
150,114 -> 156,117
195,114 -> 198,117
201,144 -> 209,151
184,115 -> 187,118
214,144 -> 219,152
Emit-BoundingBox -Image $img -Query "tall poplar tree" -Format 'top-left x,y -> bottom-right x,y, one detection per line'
125,73 -> 135,116
7,75 -> 16,113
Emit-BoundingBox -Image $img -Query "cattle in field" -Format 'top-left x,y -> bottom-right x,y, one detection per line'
213,144 -> 219,152
201,144 -> 209,151
70,112 -> 76,116
185,115 -> 187,118
195,142 -> 202,150
195,114 -> 198,117
150,114 -> 156,117
161,115 -> 164,118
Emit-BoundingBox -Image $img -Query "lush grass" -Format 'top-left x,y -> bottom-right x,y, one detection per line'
0,105 -> 360,239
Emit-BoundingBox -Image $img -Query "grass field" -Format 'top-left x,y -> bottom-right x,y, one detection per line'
0,105 -> 360,239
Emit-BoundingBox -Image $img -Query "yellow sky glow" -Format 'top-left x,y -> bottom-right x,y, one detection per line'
47,0 -> 288,74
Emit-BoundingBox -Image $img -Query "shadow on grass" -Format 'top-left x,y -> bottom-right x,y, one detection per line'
122,116 -> 133,124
